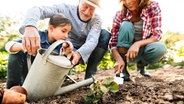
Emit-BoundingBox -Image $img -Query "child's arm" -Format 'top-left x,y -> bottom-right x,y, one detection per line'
5,41 -> 24,54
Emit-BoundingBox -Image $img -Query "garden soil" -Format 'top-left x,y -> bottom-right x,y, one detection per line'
0,65 -> 184,104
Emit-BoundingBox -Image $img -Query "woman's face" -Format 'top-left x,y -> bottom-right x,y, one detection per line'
78,0 -> 96,21
122,0 -> 140,11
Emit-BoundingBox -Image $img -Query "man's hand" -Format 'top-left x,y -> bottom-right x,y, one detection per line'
70,52 -> 81,65
22,26 -> 40,56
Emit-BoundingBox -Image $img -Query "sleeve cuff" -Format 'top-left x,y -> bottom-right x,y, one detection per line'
5,41 -> 19,54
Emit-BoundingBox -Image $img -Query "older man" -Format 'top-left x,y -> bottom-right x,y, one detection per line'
19,0 -> 111,79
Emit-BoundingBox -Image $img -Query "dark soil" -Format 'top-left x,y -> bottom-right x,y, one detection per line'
0,65 -> 184,104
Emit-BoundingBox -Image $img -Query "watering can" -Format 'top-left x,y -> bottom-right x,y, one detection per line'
22,40 -> 94,101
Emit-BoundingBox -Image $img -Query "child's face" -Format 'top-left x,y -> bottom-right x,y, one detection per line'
50,24 -> 71,41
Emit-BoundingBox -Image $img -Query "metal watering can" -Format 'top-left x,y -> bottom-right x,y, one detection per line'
22,40 -> 94,101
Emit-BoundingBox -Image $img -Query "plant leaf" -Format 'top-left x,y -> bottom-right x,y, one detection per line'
100,85 -> 108,93
108,82 -> 119,92
103,77 -> 114,85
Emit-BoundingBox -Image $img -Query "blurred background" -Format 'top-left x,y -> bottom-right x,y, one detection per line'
0,0 -> 184,79
0,0 -> 183,33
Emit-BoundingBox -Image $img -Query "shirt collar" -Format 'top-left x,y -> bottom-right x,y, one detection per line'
77,6 -> 91,23
40,30 -> 50,44
124,7 -> 147,21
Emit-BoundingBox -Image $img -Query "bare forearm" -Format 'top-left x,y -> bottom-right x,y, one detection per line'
10,43 -> 23,52
112,48 -> 123,61
135,37 -> 158,47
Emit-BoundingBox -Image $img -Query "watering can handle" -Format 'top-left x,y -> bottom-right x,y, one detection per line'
42,40 -> 66,60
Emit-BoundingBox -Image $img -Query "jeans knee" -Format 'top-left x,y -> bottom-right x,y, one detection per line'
117,21 -> 135,48
120,21 -> 134,32
151,43 -> 167,58
143,43 -> 167,64
97,29 -> 111,49
100,29 -> 111,42
158,43 -> 167,55
8,51 -> 27,65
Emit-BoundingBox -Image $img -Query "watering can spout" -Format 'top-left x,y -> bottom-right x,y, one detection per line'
54,77 -> 95,96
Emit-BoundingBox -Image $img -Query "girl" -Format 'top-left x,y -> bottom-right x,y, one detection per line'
5,13 -> 73,88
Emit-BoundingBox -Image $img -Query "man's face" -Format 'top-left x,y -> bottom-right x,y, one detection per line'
78,0 -> 96,21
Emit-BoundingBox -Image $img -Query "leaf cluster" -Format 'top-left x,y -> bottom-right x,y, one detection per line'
85,77 -> 119,104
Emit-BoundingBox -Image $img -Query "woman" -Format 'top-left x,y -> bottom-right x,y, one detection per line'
109,0 -> 167,81
5,13 -> 73,88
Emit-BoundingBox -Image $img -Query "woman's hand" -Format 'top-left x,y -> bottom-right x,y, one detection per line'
111,48 -> 126,73
126,42 -> 141,62
114,57 -> 125,74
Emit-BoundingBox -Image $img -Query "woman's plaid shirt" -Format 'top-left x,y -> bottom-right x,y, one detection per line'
109,1 -> 162,49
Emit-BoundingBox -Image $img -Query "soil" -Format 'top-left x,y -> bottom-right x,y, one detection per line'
0,64 -> 184,104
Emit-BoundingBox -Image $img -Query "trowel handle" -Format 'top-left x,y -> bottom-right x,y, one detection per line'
42,40 -> 66,60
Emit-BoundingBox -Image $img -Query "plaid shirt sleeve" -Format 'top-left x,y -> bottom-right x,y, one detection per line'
109,11 -> 124,49
151,1 -> 162,40
142,1 -> 162,40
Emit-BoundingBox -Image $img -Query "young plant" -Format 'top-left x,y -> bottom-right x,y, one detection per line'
85,77 -> 119,104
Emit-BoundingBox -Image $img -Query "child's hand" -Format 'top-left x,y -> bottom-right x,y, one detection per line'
10,43 -> 24,53
15,43 -> 24,52
61,41 -> 73,57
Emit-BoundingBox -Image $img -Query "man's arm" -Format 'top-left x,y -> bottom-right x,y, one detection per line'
76,16 -> 102,63
19,4 -> 66,55
21,26 -> 40,56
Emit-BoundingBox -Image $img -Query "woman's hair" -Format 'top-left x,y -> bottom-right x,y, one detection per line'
49,13 -> 72,28
119,0 -> 150,10
138,0 -> 150,9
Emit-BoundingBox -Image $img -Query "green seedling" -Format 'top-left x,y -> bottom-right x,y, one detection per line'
85,77 -> 119,104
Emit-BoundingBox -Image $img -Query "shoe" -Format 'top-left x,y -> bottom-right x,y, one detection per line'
139,69 -> 151,77
137,61 -> 151,77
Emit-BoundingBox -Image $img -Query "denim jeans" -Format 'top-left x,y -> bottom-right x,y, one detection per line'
96,29 -> 111,50
84,29 -> 111,79
6,51 -> 35,89
117,21 -> 167,65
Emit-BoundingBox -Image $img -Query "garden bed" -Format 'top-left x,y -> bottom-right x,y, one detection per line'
0,65 -> 184,104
